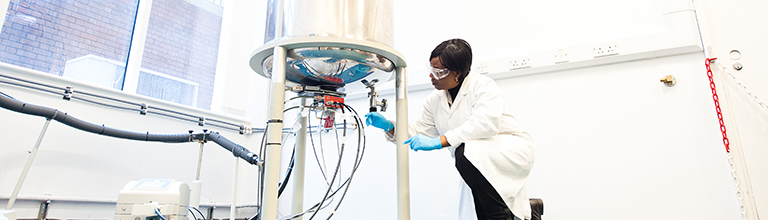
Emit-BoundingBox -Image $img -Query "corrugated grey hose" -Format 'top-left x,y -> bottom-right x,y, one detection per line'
0,93 -> 261,166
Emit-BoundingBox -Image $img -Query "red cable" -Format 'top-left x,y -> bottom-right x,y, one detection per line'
705,58 -> 730,153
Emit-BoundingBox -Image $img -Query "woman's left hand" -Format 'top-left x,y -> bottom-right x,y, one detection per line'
404,134 -> 443,151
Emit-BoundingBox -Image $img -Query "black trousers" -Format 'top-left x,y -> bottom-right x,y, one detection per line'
455,144 -> 516,220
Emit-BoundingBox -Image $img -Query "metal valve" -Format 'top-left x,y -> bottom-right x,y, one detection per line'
376,98 -> 388,112
361,79 -> 387,112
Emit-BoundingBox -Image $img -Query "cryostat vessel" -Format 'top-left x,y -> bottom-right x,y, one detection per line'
250,0 -> 406,93
249,0 -> 411,219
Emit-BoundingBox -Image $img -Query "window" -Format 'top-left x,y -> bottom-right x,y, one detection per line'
1,0 -> 226,110
0,0 -> 138,86
137,0 -> 223,109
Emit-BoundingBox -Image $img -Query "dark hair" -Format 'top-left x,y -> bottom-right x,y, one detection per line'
430,38 -> 473,80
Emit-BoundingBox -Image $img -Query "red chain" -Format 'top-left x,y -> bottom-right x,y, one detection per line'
705,58 -> 730,153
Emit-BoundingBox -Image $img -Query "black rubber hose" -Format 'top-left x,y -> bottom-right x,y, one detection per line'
206,131 -> 260,166
0,92 -> 261,165
0,94 -> 191,143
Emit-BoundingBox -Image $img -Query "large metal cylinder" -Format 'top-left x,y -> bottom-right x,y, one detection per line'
264,0 -> 394,46
250,0 -> 405,93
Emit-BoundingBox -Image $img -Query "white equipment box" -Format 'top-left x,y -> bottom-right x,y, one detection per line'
115,179 -> 190,220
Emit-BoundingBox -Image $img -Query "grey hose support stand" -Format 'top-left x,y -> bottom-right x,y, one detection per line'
0,92 -> 261,166
5,111 -> 53,210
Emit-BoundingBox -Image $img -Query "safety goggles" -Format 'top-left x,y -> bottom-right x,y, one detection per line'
426,64 -> 451,80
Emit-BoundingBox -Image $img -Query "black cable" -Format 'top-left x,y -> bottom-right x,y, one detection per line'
277,148 -> 295,197
246,100 -> 366,220
282,104 -> 367,220
308,103 -> 330,182
325,103 -> 367,220
188,207 -> 199,220
307,104 -> 368,220
275,102 -> 312,201
191,207 -> 206,220
248,121 -> 270,220
323,106 -> 348,220
307,106 -> 347,220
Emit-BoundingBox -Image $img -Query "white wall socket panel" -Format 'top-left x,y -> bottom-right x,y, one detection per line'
476,63 -> 489,74
510,58 -> 531,70
593,44 -> 619,57
554,49 -> 569,63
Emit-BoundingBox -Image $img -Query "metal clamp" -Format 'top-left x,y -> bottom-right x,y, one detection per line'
63,86 -> 74,100
140,103 -> 148,115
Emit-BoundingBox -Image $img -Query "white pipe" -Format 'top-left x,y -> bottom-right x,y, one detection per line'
394,66 -> 411,220
230,158 -> 239,220
190,142 -> 205,209
6,118 -> 53,210
189,180 -> 202,214
291,98 -> 309,219
261,45 -> 288,220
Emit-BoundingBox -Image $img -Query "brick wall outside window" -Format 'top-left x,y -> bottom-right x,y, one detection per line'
0,0 -> 223,110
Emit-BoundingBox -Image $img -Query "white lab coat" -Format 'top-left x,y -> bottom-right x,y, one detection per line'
407,72 -> 535,220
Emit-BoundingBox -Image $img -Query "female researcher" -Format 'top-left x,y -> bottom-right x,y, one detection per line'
365,39 -> 535,220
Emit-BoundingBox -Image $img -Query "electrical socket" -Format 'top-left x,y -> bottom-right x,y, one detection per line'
475,63 -> 489,74
592,44 -> 619,57
509,58 -> 531,70
554,49 -> 569,63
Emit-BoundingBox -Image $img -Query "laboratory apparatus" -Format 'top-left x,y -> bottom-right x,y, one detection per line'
115,179 -> 190,220
249,0 -> 410,219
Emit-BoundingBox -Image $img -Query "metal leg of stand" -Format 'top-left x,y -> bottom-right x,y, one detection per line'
37,200 -> 50,220
261,45 -> 288,220
6,118 -> 53,210
291,98 -> 308,219
394,66 -> 411,220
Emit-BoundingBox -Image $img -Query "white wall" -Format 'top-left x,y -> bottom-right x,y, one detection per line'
693,0 -> 768,218
2,0 -> 767,219
328,53 -> 742,220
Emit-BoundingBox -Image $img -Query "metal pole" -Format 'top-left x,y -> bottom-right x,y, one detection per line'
291,98 -> 309,219
261,45 -> 287,220
394,66 -> 410,220
6,118 -> 53,210
37,200 -> 50,220
230,157 -> 239,220
190,141 -> 205,209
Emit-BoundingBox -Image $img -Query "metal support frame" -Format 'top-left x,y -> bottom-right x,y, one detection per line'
260,45 -> 288,220
190,141 -> 205,210
394,66 -> 410,220
252,44 -> 408,219
37,200 -> 50,220
291,98 -> 309,219
6,118 -> 53,210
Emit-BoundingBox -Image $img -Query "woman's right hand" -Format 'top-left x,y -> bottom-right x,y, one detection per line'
365,112 -> 394,132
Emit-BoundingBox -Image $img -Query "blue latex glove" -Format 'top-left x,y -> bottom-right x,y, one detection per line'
404,134 -> 443,151
365,112 -> 393,132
